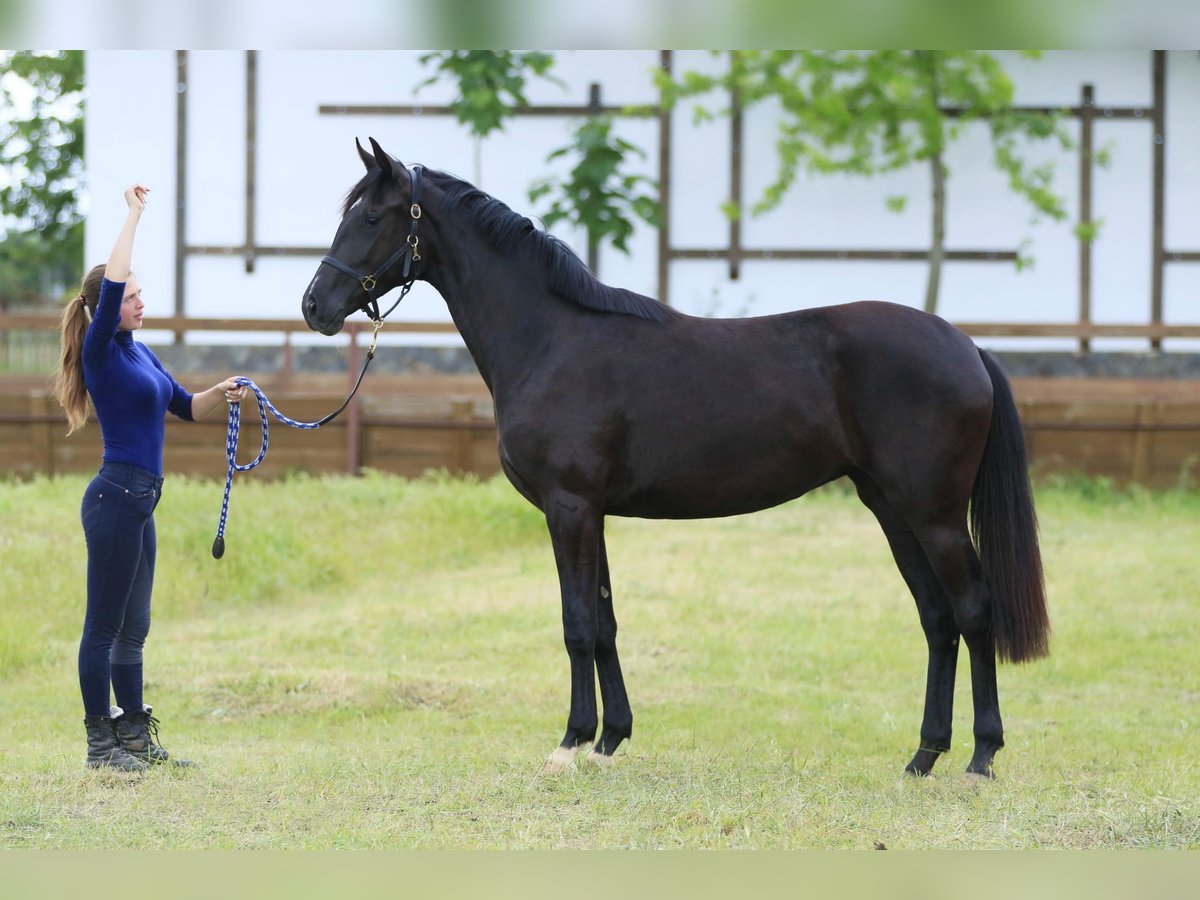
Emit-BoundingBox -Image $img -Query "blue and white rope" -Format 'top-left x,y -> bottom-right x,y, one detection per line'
212,376 -> 323,558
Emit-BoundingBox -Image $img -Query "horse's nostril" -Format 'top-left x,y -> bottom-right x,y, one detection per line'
305,293 -> 316,315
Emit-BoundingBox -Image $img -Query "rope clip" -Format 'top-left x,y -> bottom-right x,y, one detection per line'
368,318 -> 383,357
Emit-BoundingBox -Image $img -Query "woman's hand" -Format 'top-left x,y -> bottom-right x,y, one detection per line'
217,377 -> 248,404
191,377 -> 249,419
124,184 -> 150,212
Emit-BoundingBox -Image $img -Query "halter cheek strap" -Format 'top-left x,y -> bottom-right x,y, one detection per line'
319,164 -> 425,324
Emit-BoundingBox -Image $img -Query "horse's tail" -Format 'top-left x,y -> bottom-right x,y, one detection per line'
971,350 -> 1050,663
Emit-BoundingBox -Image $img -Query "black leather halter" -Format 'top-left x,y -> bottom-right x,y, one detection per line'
304,164 -> 426,428
319,164 -> 425,325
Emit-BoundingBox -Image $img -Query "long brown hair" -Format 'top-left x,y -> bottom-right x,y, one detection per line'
53,264 -> 106,435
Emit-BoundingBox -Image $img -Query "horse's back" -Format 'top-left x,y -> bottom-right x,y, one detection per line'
662,299 -> 990,410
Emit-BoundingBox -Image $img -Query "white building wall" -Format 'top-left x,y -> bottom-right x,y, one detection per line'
85,50 -> 1200,352
84,50 -> 178,318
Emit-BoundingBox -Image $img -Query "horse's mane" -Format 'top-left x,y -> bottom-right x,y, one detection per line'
342,165 -> 670,323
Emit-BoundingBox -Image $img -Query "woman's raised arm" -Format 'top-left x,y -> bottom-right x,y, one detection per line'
104,184 -> 150,282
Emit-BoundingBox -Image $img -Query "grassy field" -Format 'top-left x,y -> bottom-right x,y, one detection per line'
0,471 -> 1196,849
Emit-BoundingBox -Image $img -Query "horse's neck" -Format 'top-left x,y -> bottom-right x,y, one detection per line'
424,237 -> 562,398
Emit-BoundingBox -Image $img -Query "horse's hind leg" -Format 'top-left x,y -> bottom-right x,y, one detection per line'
852,473 -> 959,776
588,527 -> 633,764
910,519 -> 1004,778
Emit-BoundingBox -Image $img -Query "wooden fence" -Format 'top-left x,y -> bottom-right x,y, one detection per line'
1014,379 -> 1200,488
2,315 -> 1199,488
1,370 -> 498,482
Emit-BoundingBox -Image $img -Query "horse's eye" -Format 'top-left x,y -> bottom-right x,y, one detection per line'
365,213 -> 380,226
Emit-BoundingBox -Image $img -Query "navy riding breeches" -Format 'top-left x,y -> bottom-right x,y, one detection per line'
78,461 -> 163,717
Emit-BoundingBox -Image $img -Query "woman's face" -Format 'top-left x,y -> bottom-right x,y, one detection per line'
119,276 -> 145,331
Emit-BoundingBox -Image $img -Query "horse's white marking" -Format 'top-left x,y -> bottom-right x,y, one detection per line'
541,743 -> 591,774
600,586 -> 610,599
584,749 -> 614,769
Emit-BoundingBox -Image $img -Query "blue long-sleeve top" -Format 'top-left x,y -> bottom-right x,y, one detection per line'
83,277 -> 194,475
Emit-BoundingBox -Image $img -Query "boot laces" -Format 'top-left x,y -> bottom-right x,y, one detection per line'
145,713 -> 165,751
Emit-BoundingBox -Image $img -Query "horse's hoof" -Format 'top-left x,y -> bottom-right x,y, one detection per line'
904,748 -> 943,777
541,743 -> 588,775
963,769 -> 995,785
584,749 -> 614,769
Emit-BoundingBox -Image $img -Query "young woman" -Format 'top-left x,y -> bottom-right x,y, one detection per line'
54,184 -> 248,771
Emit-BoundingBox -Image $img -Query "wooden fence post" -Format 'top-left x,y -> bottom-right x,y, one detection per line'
346,324 -> 362,475
30,392 -> 54,476
1131,401 -> 1157,485
1018,399 -> 1036,466
451,398 -> 473,474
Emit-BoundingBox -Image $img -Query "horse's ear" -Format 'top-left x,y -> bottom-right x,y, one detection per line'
356,138 -> 376,171
368,137 -> 406,181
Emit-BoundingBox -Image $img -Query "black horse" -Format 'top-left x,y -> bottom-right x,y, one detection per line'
303,138 -> 1049,778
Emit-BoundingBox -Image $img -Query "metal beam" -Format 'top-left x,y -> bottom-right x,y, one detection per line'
669,248 -> 1019,262
1079,84 -> 1095,353
245,50 -> 257,273
1151,50 -> 1166,350
174,51 -> 188,345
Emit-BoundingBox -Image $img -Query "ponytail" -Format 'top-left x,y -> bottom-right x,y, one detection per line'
53,264 -> 106,435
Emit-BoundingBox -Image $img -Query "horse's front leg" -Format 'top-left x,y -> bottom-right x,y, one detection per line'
589,527 -> 632,764
542,492 -> 602,773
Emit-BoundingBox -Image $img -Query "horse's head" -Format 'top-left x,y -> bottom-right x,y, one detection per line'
303,137 -> 423,336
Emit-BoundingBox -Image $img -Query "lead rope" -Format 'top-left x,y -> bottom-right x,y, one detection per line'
210,314 -> 396,559
212,377 -> 323,558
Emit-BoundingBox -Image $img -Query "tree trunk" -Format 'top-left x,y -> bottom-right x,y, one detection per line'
925,152 -> 947,314
0,298 -> 8,371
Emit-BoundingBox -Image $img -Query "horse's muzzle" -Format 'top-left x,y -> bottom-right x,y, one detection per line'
302,289 -> 345,336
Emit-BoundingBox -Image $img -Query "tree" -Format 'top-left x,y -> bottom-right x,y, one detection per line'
416,51 -> 559,139
416,52 -> 660,276
529,116 -> 660,273
659,51 -> 1077,313
0,50 -> 85,307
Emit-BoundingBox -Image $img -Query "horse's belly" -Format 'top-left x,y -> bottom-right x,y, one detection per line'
608,488 -> 817,520
606,434 -> 843,519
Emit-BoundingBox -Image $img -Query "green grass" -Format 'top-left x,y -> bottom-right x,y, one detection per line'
1,472 -> 1196,848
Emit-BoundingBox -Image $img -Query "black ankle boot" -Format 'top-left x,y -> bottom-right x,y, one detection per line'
114,705 -> 193,767
84,715 -> 149,772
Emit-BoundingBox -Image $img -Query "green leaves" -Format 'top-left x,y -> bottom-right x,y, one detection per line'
0,50 -> 85,305
0,227 -> 83,307
416,51 -> 561,139
660,51 -> 1084,312
663,50 -> 1074,226
417,52 -> 659,265
0,51 -> 84,239
529,116 -> 660,258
